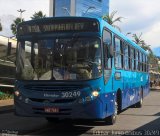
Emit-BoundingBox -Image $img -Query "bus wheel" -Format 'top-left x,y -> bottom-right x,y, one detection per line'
105,101 -> 118,125
46,117 -> 59,123
135,90 -> 143,108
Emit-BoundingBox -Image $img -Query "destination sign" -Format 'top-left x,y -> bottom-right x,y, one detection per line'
17,19 -> 99,35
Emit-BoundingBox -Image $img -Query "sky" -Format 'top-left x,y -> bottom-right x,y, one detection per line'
0,0 -> 49,20
0,0 -> 160,52
110,0 -> 160,50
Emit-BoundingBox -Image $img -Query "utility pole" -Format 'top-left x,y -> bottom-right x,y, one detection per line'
83,6 -> 96,16
17,9 -> 26,22
0,19 -> 2,31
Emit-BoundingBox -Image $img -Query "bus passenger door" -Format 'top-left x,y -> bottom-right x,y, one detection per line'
103,29 -> 114,115
113,37 -> 126,109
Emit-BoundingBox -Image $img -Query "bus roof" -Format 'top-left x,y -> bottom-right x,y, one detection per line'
18,16 -> 99,25
98,18 -> 148,55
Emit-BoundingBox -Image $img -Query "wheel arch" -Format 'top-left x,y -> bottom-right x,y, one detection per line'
140,86 -> 144,98
116,89 -> 122,113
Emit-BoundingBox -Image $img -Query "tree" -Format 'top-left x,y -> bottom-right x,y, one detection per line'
0,20 -> 2,31
31,11 -> 46,20
132,33 -> 153,54
132,33 -> 144,45
11,17 -> 24,35
141,44 -> 153,54
132,33 -> 155,68
102,11 -> 123,31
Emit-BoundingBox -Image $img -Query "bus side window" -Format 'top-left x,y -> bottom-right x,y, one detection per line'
135,50 -> 139,71
133,48 -> 136,70
143,53 -> 146,72
128,45 -> 131,70
130,47 -> 135,71
114,37 -> 123,69
103,29 -> 112,69
142,53 -> 144,72
124,44 -> 129,70
146,55 -> 148,72
139,52 -> 142,71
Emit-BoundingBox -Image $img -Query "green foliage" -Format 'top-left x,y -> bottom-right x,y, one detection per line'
132,33 -> 153,55
132,33 -> 144,45
31,11 -> 46,20
158,66 -> 160,72
131,33 -> 157,71
11,17 -> 24,35
0,87 -> 13,100
148,53 -> 155,64
0,93 -> 13,100
102,11 -> 123,31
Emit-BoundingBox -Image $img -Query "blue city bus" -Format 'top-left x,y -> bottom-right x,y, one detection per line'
14,17 -> 149,125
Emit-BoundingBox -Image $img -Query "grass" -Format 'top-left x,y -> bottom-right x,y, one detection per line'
0,87 -> 14,100
0,92 -> 13,100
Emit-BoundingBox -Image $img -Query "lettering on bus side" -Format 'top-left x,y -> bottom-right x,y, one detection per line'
28,25 -> 40,33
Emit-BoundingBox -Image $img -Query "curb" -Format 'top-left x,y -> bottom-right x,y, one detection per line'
0,99 -> 14,113
150,87 -> 160,90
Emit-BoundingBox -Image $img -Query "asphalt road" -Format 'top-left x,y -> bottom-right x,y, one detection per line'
0,90 -> 160,136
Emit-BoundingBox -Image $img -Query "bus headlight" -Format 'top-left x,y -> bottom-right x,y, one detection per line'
78,88 -> 100,104
15,90 -> 20,97
92,90 -> 99,97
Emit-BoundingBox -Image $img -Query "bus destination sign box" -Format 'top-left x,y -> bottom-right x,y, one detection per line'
17,19 -> 99,35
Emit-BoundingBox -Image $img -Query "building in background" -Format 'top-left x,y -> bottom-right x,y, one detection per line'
149,56 -> 160,86
0,35 -> 16,85
49,0 -> 109,17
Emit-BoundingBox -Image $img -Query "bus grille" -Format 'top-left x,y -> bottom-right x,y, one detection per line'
30,98 -> 76,104
23,84 -> 82,92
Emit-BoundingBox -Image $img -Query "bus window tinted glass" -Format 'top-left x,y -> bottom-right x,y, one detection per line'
103,30 -> 112,69
115,37 -> 122,68
130,48 -> 135,70
16,38 -> 102,80
124,44 -> 129,70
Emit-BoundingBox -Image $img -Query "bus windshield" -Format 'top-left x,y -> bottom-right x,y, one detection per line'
16,37 -> 102,81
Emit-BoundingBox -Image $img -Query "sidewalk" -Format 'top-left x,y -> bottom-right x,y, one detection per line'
0,99 -> 14,113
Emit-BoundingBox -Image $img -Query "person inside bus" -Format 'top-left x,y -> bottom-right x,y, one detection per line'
90,41 -> 102,78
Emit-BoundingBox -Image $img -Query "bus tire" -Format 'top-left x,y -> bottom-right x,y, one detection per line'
46,117 -> 59,123
135,89 -> 143,108
105,101 -> 118,125
117,90 -> 122,114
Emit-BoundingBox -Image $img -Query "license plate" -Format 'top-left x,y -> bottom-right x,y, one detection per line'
44,107 -> 59,113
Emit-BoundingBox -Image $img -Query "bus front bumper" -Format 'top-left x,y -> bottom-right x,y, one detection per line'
14,96 -> 105,120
